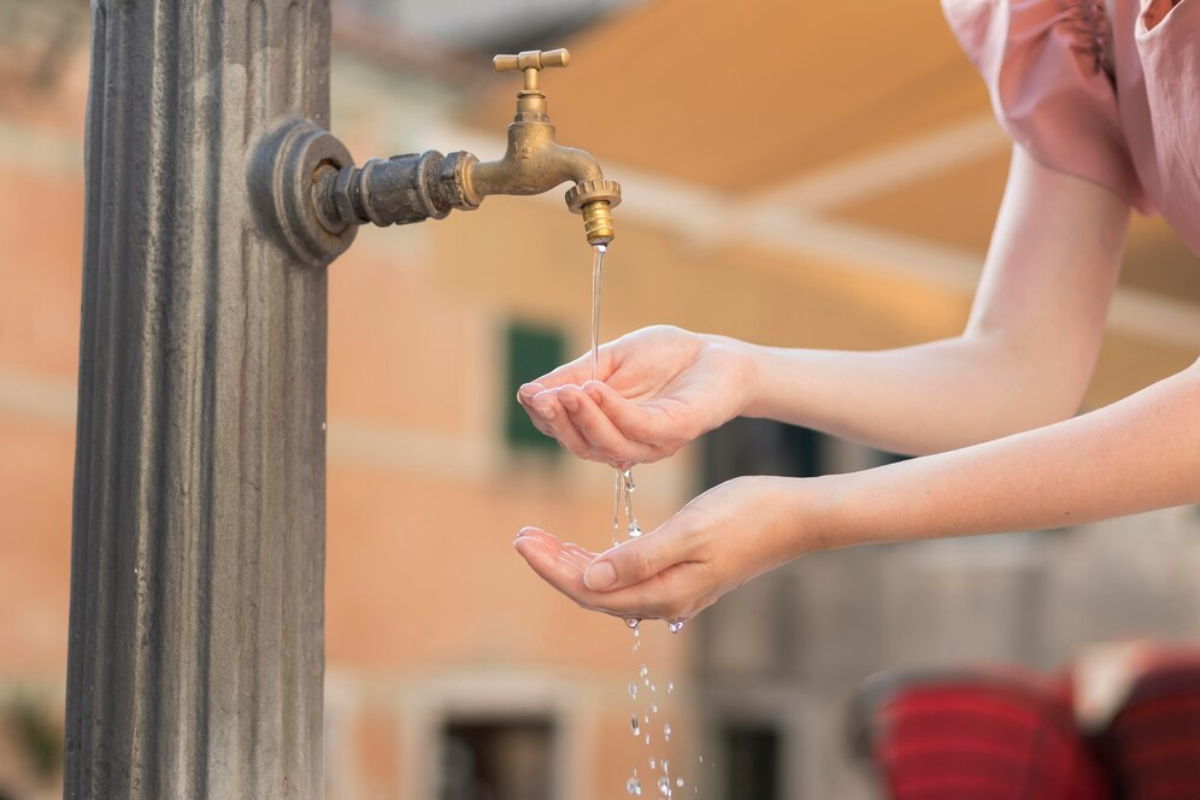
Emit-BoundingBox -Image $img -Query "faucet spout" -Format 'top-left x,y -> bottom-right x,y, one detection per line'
468,140 -> 604,198
465,113 -> 620,246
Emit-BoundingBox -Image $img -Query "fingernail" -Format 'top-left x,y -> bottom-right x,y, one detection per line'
561,392 -> 581,412
584,560 -> 617,590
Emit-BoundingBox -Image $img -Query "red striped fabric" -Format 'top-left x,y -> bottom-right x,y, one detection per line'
866,673 -> 1109,800
1102,655 -> 1200,800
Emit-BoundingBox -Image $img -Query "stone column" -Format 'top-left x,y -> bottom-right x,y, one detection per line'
65,1 -> 332,796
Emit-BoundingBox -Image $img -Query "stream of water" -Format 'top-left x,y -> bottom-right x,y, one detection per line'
589,244 -> 698,796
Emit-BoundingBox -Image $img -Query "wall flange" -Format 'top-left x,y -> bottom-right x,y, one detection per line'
251,117 -> 357,267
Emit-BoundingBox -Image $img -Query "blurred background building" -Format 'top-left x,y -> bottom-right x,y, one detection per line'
1,0 -> 1198,798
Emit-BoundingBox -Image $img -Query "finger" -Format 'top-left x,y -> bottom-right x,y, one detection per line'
583,523 -> 697,592
531,389 -> 600,461
558,386 -> 658,468
516,382 -> 563,432
513,531 -> 679,618
583,381 -> 685,447
523,350 -> 597,392
516,385 -> 557,437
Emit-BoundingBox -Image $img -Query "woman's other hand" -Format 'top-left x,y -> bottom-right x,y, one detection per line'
512,476 -> 821,623
516,325 -> 756,469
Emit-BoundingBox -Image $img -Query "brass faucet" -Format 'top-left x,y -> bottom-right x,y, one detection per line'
468,49 -> 620,246
308,48 -> 621,250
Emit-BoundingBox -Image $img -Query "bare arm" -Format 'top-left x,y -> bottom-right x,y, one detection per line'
744,145 -> 1130,454
514,359 -> 1200,622
523,145 -> 1131,462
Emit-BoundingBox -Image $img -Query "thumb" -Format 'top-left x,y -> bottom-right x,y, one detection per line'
584,528 -> 676,591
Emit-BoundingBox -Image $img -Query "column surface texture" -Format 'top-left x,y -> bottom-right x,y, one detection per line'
65,1 -> 332,797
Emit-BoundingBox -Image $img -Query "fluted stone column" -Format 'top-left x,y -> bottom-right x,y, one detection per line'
65,1 -> 332,796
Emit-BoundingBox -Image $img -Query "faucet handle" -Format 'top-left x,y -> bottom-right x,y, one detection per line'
493,49 -> 571,92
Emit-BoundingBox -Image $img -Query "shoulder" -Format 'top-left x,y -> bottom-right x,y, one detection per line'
942,0 -> 1144,208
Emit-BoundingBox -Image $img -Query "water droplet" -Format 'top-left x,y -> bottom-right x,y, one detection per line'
628,522 -> 643,538
664,723 -> 672,741
629,683 -> 639,700
631,715 -> 640,736
651,702 -> 658,714
626,618 -> 640,629
662,758 -> 670,774
643,714 -> 650,724
650,683 -> 657,693
669,620 -> 685,634
640,665 -> 649,678
649,757 -> 656,769
676,778 -> 684,788
645,733 -> 651,745
667,682 -> 674,694
626,777 -> 642,796
658,775 -> 672,796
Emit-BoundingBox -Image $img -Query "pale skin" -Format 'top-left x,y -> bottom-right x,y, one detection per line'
512,145 -> 1200,624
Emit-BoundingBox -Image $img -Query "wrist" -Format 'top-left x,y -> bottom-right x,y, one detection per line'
702,333 -> 766,418
789,472 -> 861,556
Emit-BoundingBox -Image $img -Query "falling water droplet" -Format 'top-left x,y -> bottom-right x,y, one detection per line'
658,775 -> 672,796
631,715 -> 640,736
676,778 -> 684,788
626,776 -> 642,796
664,723 -> 672,741
649,757 -> 656,770
651,702 -> 658,714
628,522 -> 643,538
629,683 -> 639,700
667,682 -> 674,694
662,758 -> 670,774
626,618 -> 640,629
645,733 -> 651,745
640,665 -> 649,678
643,714 -> 650,724
669,620 -> 685,634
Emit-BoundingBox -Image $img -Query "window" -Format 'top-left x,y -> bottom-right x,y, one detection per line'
504,322 -> 565,454
440,718 -> 555,800
722,724 -> 782,800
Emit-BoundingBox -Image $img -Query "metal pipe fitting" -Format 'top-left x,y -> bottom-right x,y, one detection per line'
316,150 -> 481,230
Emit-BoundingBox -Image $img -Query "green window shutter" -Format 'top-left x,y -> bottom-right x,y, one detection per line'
505,322 -> 565,453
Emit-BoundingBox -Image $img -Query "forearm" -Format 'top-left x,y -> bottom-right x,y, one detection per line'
736,148 -> 1127,456
739,334 -> 1069,455
802,360 -> 1200,552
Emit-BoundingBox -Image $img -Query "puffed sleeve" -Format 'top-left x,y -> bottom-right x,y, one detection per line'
942,0 -> 1147,210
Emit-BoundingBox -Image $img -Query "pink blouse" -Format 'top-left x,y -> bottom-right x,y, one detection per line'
942,0 -> 1200,255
